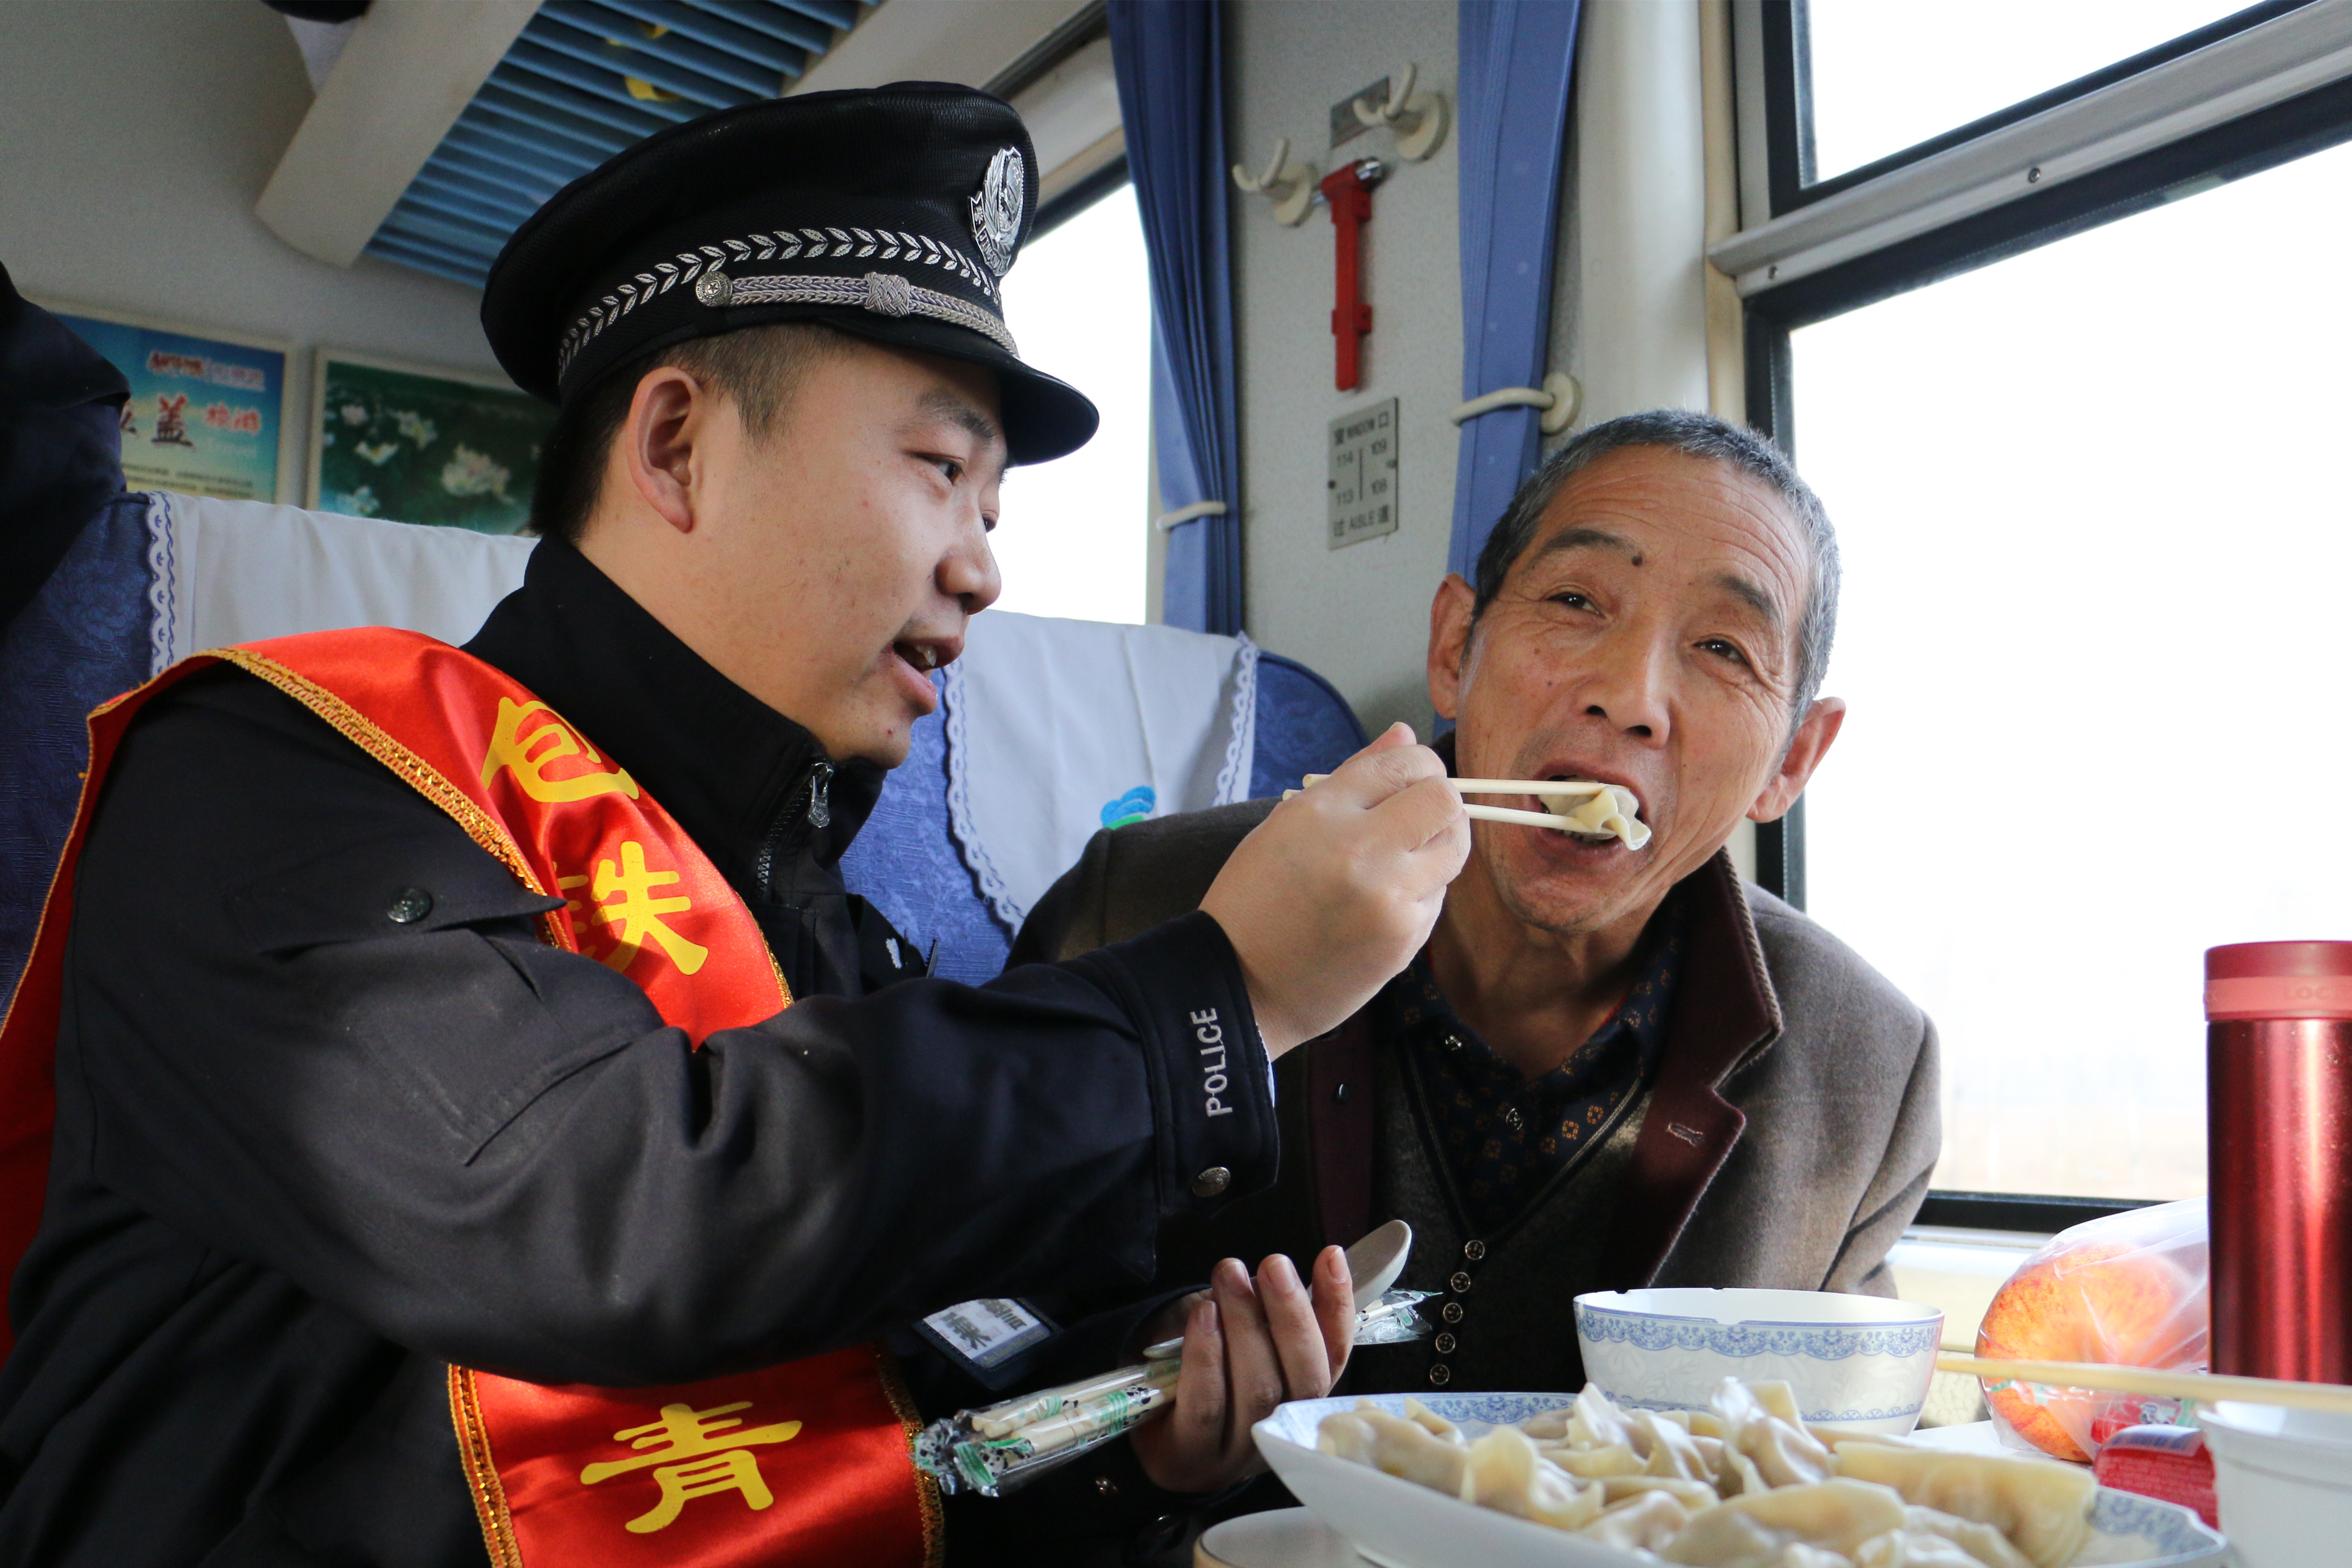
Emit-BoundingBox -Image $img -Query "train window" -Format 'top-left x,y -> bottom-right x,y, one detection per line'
1793,133 -> 2352,1202
1800,0 -> 2259,189
988,181 -> 1151,624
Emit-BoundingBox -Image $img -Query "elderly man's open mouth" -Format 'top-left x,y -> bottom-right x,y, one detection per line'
1510,765 -> 1652,851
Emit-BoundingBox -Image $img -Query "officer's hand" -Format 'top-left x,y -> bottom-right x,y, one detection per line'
1200,723 -> 1468,1055
1132,1248 -> 1354,1494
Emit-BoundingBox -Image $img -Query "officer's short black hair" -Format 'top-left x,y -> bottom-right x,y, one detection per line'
528,321 -> 853,547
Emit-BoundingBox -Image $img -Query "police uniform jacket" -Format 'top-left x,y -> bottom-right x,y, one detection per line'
0,537 -> 1276,1564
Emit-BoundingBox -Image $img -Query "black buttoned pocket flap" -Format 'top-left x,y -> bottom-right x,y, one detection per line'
227,829 -> 565,955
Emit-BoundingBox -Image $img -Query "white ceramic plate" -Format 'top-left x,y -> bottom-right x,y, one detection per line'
1253,1392 -> 2228,1568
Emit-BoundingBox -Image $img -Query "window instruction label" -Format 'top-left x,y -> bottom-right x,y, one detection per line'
1329,397 -> 1399,549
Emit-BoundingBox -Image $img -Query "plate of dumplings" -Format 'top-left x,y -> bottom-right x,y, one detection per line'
1252,1377 -> 2225,1568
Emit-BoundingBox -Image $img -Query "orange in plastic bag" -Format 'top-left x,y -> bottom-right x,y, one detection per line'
1975,1198 -> 2209,1463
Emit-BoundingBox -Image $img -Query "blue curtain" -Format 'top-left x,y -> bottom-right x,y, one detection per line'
1447,0 -> 1584,586
1108,0 -> 1243,635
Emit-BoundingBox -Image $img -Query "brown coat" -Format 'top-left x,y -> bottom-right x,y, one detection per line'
1013,799 -> 1941,1393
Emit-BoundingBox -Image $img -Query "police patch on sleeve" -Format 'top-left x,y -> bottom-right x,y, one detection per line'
970,146 -> 1024,277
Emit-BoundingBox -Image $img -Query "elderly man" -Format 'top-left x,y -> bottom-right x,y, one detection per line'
1017,410 -> 1938,1404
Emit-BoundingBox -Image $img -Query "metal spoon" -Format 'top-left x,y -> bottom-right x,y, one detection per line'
1141,1219 -> 1415,1360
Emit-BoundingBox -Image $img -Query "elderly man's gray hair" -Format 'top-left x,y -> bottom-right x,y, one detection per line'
1470,409 -> 1841,717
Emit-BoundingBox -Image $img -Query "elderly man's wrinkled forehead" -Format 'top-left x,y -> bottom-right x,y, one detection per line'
1498,446 -> 1813,632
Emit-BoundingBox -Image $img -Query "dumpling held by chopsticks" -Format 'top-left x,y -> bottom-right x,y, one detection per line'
1546,785 -> 1651,850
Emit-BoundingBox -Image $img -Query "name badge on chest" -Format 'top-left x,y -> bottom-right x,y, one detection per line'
916,1298 -> 1061,1388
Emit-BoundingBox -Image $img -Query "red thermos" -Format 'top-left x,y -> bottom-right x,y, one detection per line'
2205,941 -> 2352,1380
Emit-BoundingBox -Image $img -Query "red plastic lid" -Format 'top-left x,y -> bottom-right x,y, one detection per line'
2206,941 -> 2352,1020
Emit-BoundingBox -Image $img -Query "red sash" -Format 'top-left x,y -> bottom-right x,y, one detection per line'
0,627 -> 940,1567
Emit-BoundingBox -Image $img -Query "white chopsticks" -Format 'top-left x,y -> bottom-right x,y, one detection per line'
1295,774 -> 1622,833
1458,801 -> 1580,830
1938,1353 -> 2352,1418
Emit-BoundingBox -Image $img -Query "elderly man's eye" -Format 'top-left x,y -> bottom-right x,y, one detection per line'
1699,637 -> 1749,666
1550,591 -> 1595,611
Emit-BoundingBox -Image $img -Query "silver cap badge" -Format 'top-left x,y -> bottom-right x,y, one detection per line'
970,146 -> 1024,277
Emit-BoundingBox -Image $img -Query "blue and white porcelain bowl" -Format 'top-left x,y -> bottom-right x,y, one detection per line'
1574,1287 -> 1942,1436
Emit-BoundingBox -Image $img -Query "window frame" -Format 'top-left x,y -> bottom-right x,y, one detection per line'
984,0 -> 1128,240
1759,0 -> 2315,215
1728,0 -> 2352,1220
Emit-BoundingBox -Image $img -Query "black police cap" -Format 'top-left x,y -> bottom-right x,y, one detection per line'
482,82 -> 1099,465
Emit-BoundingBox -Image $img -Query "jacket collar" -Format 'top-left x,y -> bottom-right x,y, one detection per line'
1595,847 -> 1782,1285
1650,849 -> 1782,1085
461,538 -> 885,909
1302,838 -> 1781,1275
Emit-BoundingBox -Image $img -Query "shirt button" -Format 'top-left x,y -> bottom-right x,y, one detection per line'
385,887 -> 434,924
1433,1332 -> 1457,1354
1449,1271 -> 1473,1294
1503,1107 -> 1524,1132
1333,1081 -> 1353,1103
1444,1033 -> 1465,1053
1440,1301 -> 1464,1324
1190,1166 -> 1232,1198
1427,1364 -> 1452,1387
1463,1239 -> 1487,1263
1093,1475 -> 1119,1498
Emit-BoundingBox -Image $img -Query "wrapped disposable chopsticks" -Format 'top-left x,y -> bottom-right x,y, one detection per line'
1352,1287 -> 1436,1346
914,1287 -> 1433,1497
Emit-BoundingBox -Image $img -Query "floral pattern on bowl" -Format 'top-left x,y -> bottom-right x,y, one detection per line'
1574,1288 -> 1942,1435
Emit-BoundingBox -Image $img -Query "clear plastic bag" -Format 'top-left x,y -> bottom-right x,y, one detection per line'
917,1289 -> 1434,1497
1975,1197 -> 2208,1462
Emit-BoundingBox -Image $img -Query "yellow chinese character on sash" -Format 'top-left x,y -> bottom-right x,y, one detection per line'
481,697 -> 640,802
558,840 -> 709,976
579,1400 -> 802,1534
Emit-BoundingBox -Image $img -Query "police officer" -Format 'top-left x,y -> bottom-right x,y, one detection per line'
0,85 -> 1467,1564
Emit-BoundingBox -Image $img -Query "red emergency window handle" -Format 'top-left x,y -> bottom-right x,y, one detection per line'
1322,159 -> 1387,393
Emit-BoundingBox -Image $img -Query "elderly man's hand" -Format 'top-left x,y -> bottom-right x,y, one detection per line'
1132,1248 -> 1354,1494
1201,723 -> 1468,1055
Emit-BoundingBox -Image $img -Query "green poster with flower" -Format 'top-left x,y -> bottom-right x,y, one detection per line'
311,353 -> 552,534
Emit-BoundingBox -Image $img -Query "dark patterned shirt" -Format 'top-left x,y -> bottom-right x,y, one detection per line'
1384,899 -> 1685,1239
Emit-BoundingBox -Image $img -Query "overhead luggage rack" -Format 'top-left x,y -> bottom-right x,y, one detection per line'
365,0 -> 869,288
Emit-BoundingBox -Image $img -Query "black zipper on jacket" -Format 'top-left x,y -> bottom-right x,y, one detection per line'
753,759 -> 833,902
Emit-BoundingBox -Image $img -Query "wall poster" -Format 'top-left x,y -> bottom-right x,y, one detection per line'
310,350 -> 552,534
52,306 -> 289,503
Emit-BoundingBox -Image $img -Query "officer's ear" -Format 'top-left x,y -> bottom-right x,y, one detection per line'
617,364 -> 712,535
